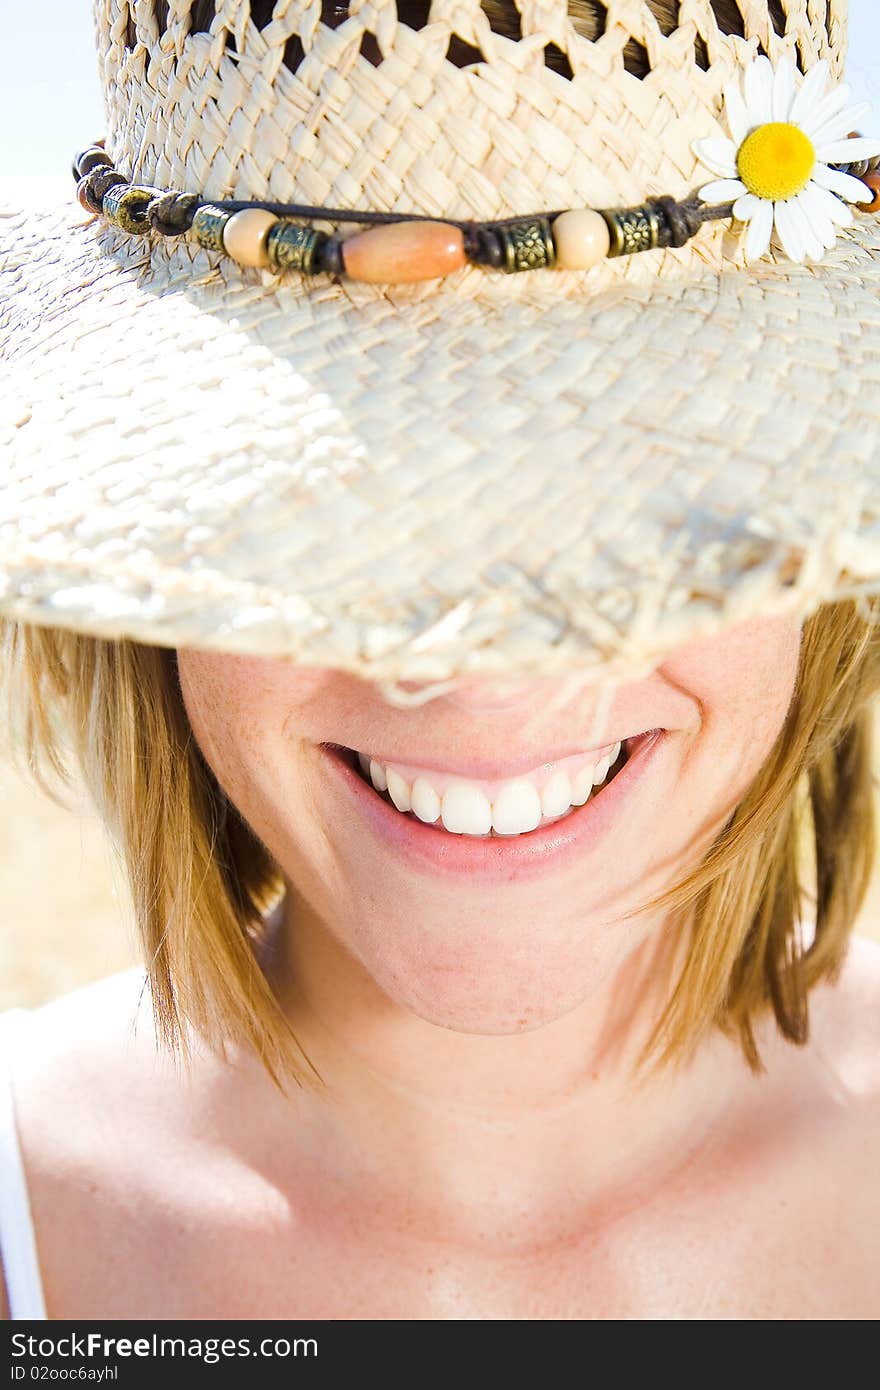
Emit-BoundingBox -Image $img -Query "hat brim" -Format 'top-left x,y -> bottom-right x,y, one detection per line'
2,181 -> 880,688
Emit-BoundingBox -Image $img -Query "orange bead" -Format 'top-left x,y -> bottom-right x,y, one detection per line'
341,221 -> 466,283
860,171 -> 880,215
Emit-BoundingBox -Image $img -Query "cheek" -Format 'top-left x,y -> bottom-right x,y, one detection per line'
176,657 -> 378,906
178,677 -> 252,816
673,616 -> 802,807
176,654 -> 291,829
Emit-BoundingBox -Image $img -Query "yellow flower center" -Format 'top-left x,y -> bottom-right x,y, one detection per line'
736,122 -> 816,201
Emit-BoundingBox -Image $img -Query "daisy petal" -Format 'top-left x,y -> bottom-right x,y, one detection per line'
722,77 -> 752,145
698,178 -> 747,202
772,56 -> 797,122
802,179 -> 855,228
812,162 -> 876,203
733,192 -> 763,221
788,195 -> 826,261
692,137 -> 738,178
799,82 -> 852,137
812,214 -> 839,252
797,186 -> 842,249
805,102 -> 871,148
774,200 -> 807,263
745,55 -> 774,126
745,200 -> 774,261
789,59 -> 831,128
816,137 -> 880,165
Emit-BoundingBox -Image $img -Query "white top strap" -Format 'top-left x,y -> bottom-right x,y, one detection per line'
0,1008 -> 48,1320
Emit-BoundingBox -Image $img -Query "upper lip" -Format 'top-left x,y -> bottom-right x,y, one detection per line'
332,729 -> 659,781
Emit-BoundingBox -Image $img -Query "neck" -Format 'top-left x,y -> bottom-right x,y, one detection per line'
253,890 -> 740,1245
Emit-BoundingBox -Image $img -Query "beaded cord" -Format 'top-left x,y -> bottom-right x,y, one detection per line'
72,141 -> 880,284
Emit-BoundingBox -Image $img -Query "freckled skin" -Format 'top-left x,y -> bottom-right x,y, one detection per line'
177,616 -> 802,1036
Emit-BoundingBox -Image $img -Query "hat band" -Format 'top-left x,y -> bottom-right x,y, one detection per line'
73,140 -> 880,287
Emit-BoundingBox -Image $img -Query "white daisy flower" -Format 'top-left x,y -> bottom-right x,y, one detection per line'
692,53 -> 880,264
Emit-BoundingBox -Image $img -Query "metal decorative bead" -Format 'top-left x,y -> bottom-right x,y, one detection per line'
265,221 -> 328,275
222,209 -> 280,268
102,184 -> 164,234
602,204 -> 662,258
495,217 -> 556,273
191,204 -> 233,252
341,221 -> 467,282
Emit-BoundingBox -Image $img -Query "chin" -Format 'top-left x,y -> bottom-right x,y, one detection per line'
348,913 -> 617,1035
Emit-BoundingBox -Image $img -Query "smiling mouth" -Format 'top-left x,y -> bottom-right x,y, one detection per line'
326,736 -> 651,839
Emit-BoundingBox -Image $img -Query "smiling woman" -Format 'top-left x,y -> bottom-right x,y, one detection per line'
2,0 -> 880,1324
2,599 -> 876,1089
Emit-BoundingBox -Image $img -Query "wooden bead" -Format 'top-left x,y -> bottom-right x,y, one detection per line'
341,221 -> 466,283
860,172 -> 880,215
221,208 -> 280,268
77,147 -> 114,177
552,209 -> 611,270
77,175 -> 101,214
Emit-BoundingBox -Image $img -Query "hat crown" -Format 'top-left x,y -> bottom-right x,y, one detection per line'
99,1 -> 847,271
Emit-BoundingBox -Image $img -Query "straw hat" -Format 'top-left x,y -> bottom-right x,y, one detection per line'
2,1 -> 880,695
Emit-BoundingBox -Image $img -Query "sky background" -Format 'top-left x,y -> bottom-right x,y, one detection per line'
1,1 -> 879,183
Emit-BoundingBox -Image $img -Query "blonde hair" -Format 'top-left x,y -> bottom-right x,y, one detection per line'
1,596 -> 878,1089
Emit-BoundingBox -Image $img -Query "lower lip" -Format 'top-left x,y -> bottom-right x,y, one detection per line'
322,731 -> 667,883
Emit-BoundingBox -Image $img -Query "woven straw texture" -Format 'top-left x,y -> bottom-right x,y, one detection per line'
2,0 -> 879,693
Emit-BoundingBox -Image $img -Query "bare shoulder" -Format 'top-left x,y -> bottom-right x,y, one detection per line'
11,967 -> 179,1217
806,932 -> 880,1102
770,932 -> 880,1269
2,968 -> 154,1320
8,968 -> 224,1318
663,935 -> 880,1317
14,966 -> 168,1121
11,964 -> 223,1176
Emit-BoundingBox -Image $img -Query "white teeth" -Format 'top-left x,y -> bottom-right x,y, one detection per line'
353,736 -> 630,837
441,782 -> 492,835
491,780 -> 542,836
570,764 -> 594,806
541,770 -> 572,819
593,742 -> 621,786
411,777 -> 441,824
386,767 -> 412,813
